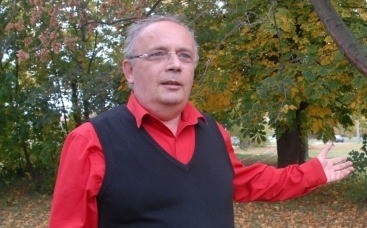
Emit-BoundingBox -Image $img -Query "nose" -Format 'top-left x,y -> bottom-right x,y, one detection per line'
167,52 -> 180,62
165,52 -> 182,71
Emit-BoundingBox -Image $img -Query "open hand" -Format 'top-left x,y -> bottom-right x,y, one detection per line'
317,142 -> 354,183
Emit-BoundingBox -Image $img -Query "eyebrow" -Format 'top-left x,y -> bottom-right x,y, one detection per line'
147,45 -> 194,53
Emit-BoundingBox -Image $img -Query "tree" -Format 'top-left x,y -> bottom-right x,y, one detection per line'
1,0 -> 149,188
183,0 -> 367,167
1,0 -> 65,187
18,0 -> 141,127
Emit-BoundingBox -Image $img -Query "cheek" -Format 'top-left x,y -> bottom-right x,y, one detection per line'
132,67 -> 152,86
185,71 -> 195,85
134,74 -> 156,94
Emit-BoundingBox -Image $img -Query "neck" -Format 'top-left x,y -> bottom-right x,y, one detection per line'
147,104 -> 185,135
161,115 -> 181,135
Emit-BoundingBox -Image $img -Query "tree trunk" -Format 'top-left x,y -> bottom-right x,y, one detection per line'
277,102 -> 308,168
71,80 -> 82,127
21,141 -> 36,180
276,127 -> 307,168
83,98 -> 90,121
310,0 -> 367,77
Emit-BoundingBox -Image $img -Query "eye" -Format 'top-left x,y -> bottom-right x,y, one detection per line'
177,52 -> 193,62
147,51 -> 167,60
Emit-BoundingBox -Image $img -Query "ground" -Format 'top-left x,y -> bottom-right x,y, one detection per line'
0,140 -> 366,227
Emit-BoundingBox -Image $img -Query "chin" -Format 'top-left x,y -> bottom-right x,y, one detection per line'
160,97 -> 187,106
162,100 -> 183,106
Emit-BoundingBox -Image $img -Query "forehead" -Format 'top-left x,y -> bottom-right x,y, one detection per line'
135,21 -> 195,51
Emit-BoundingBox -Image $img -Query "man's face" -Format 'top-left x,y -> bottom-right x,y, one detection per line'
123,21 -> 196,115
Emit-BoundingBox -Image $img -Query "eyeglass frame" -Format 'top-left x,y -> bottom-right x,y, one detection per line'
126,50 -> 196,63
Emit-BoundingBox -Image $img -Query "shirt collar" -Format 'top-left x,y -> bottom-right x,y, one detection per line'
126,92 -> 206,128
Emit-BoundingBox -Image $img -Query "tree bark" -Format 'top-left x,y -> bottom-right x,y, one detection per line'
21,141 -> 36,180
277,128 -> 307,168
310,0 -> 367,77
71,80 -> 82,127
277,102 -> 308,167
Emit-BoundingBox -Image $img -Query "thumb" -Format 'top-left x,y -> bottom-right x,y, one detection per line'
317,142 -> 333,160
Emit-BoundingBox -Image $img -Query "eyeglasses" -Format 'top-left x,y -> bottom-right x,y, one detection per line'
127,50 -> 195,63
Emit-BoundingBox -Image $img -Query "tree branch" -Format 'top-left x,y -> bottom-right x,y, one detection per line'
310,0 -> 367,77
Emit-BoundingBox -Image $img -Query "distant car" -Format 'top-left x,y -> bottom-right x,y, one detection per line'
268,135 -> 276,143
231,136 -> 240,148
335,135 -> 345,143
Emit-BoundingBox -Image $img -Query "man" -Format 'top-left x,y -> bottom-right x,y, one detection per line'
49,15 -> 354,227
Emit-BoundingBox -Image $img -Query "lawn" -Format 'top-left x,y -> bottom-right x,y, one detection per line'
234,140 -> 367,227
234,183 -> 367,227
0,141 -> 366,227
235,139 -> 364,164
0,192 -> 50,228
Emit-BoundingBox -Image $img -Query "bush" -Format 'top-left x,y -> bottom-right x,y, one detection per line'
345,134 -> 367,202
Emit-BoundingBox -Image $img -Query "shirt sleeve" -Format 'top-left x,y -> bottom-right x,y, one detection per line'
49,122 -> 104,228
216,123 -> 327,202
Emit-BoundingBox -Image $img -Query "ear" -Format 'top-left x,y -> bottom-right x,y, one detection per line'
122,60 -> 134,84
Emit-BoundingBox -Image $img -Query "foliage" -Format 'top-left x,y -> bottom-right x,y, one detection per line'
0,0 -> 145,190
1,0 -> 66,192
346,134 -> 367,201
184,0 -> 367,165
191,0 -> 367,143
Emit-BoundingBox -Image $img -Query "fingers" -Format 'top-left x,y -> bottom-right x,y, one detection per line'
329,156 -> 348,166
316,142 -> 355,183
317,142 -> 333,159
331,159 -> 353,171
325,157 -> 355,183
328,165 -> 354,183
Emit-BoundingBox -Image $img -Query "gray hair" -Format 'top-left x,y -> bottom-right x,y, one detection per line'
123,15 -> 199,64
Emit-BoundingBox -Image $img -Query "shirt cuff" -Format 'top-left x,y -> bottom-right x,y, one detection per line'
300,158 -> 327,186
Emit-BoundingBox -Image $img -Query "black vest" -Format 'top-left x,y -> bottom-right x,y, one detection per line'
90,105 -> 234,228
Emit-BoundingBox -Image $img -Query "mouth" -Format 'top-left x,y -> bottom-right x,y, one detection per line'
161,80 -> 182,86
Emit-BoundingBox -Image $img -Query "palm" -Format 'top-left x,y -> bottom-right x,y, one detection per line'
317,143 -> 354,183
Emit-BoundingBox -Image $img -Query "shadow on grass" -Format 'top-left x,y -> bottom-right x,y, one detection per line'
236,153 -> 278,166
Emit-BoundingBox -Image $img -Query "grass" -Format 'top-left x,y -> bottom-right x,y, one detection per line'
235,139 -> 363,165
233,176 -> 367,227
0,188 -> 51,228
0,140 -> 365,227
234,140 -> 367,227
234,182 -> 367,227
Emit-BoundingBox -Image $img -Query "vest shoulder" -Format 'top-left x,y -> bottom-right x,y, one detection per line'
91,105 -> 128,122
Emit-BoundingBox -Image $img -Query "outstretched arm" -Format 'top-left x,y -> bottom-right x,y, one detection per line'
317,143 -> 354,183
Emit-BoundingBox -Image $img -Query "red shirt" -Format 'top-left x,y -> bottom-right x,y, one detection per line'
49,93 -> 326,228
